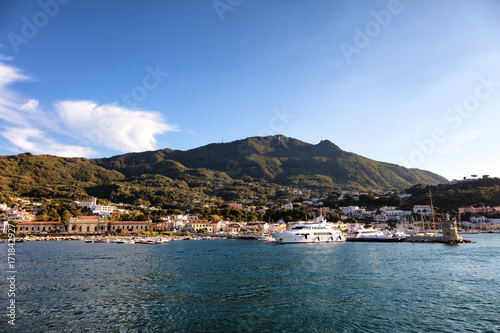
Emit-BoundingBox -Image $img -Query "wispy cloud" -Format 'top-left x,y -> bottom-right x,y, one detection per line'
1,128 -> 96,157
436,130 -> 481,155
0,63 -> 32,127
54,100 -> 177,152
0,54 -> 14,61
0,44 -> 14,61
0,62 -> 177,157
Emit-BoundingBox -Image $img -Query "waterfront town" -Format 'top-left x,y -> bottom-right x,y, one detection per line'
2,187 -> 500,239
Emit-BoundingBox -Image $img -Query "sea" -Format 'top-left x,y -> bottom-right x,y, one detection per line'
1,233 -> 499,332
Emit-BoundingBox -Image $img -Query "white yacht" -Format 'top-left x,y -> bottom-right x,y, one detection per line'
271,217 -> 345,244
346,228 -> 404,242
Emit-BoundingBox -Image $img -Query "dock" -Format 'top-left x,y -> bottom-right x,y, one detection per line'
405,235 -> 474,244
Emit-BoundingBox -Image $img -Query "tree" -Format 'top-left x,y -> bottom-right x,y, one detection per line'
325,212 -> 340,222
61,210 -> 71,223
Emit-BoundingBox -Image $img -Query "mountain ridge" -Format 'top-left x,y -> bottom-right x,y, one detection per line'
94,135 -> 447,189
0,135 -> 447,204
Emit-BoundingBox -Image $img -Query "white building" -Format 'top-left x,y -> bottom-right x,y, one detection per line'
471,216 -> 488,223
90,205 -> 116,217
2,210 -> 36,222
384,210 -> 412,217
342,206 -> 366,215
413,205 -> 432,216
0,221 -> 10,234
76,198 -> 97,207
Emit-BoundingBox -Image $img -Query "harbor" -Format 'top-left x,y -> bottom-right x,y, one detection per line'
7,233 -> 499,332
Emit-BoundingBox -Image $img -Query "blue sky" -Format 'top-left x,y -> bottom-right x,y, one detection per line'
1,0 -> 499,181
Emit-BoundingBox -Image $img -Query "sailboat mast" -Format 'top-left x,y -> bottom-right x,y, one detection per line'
429,189 -> 436,234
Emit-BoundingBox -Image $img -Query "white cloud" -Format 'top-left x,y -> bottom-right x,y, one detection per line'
20,99 -> 39,111
0,62 -> 29,87
1,128 -> 96,157
54,101 -> 177,153
0,63 -> 33,127
0,62 -> 178,157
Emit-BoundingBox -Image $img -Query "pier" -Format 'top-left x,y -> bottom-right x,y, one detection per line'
405,236 -> 474,244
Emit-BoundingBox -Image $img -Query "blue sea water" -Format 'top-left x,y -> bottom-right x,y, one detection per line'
1,234 -> 499,332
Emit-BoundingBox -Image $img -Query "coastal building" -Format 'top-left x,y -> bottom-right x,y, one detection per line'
227,223 -> 241,234
490,219 -> 500,230
383,210 -> 412,217
185,219 -> 211,232
76,198 -> 97,207
2,209 -> 36,222
14,216 -> 151,235
210,220 -> 227,233
244,222 -> 269,233
342,206 -> 367,216
108,221 -> 150,233
470,216 -> 488,223
89,204 -> 116,217
0,221 -> 10,234
458,206 -> 500,215
17,221 -> 65,234
67,216 -> 108,234
413,205 -> 432,216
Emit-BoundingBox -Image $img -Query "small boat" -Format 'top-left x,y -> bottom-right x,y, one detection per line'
391,230 -> 409,240
94,238 -> 109,243
256,234 -> 276,242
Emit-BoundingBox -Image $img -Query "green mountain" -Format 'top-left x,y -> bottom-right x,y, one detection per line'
0,135 -> 447,205
94,135 -> 447,191
0,153 -> 124,200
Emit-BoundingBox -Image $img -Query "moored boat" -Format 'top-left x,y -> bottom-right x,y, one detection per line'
271,216 -> 345,244
256,234 -> 276,242
346,228 -> 404,242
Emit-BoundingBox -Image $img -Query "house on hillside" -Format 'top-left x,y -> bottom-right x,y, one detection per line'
413,205 -> 432,216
